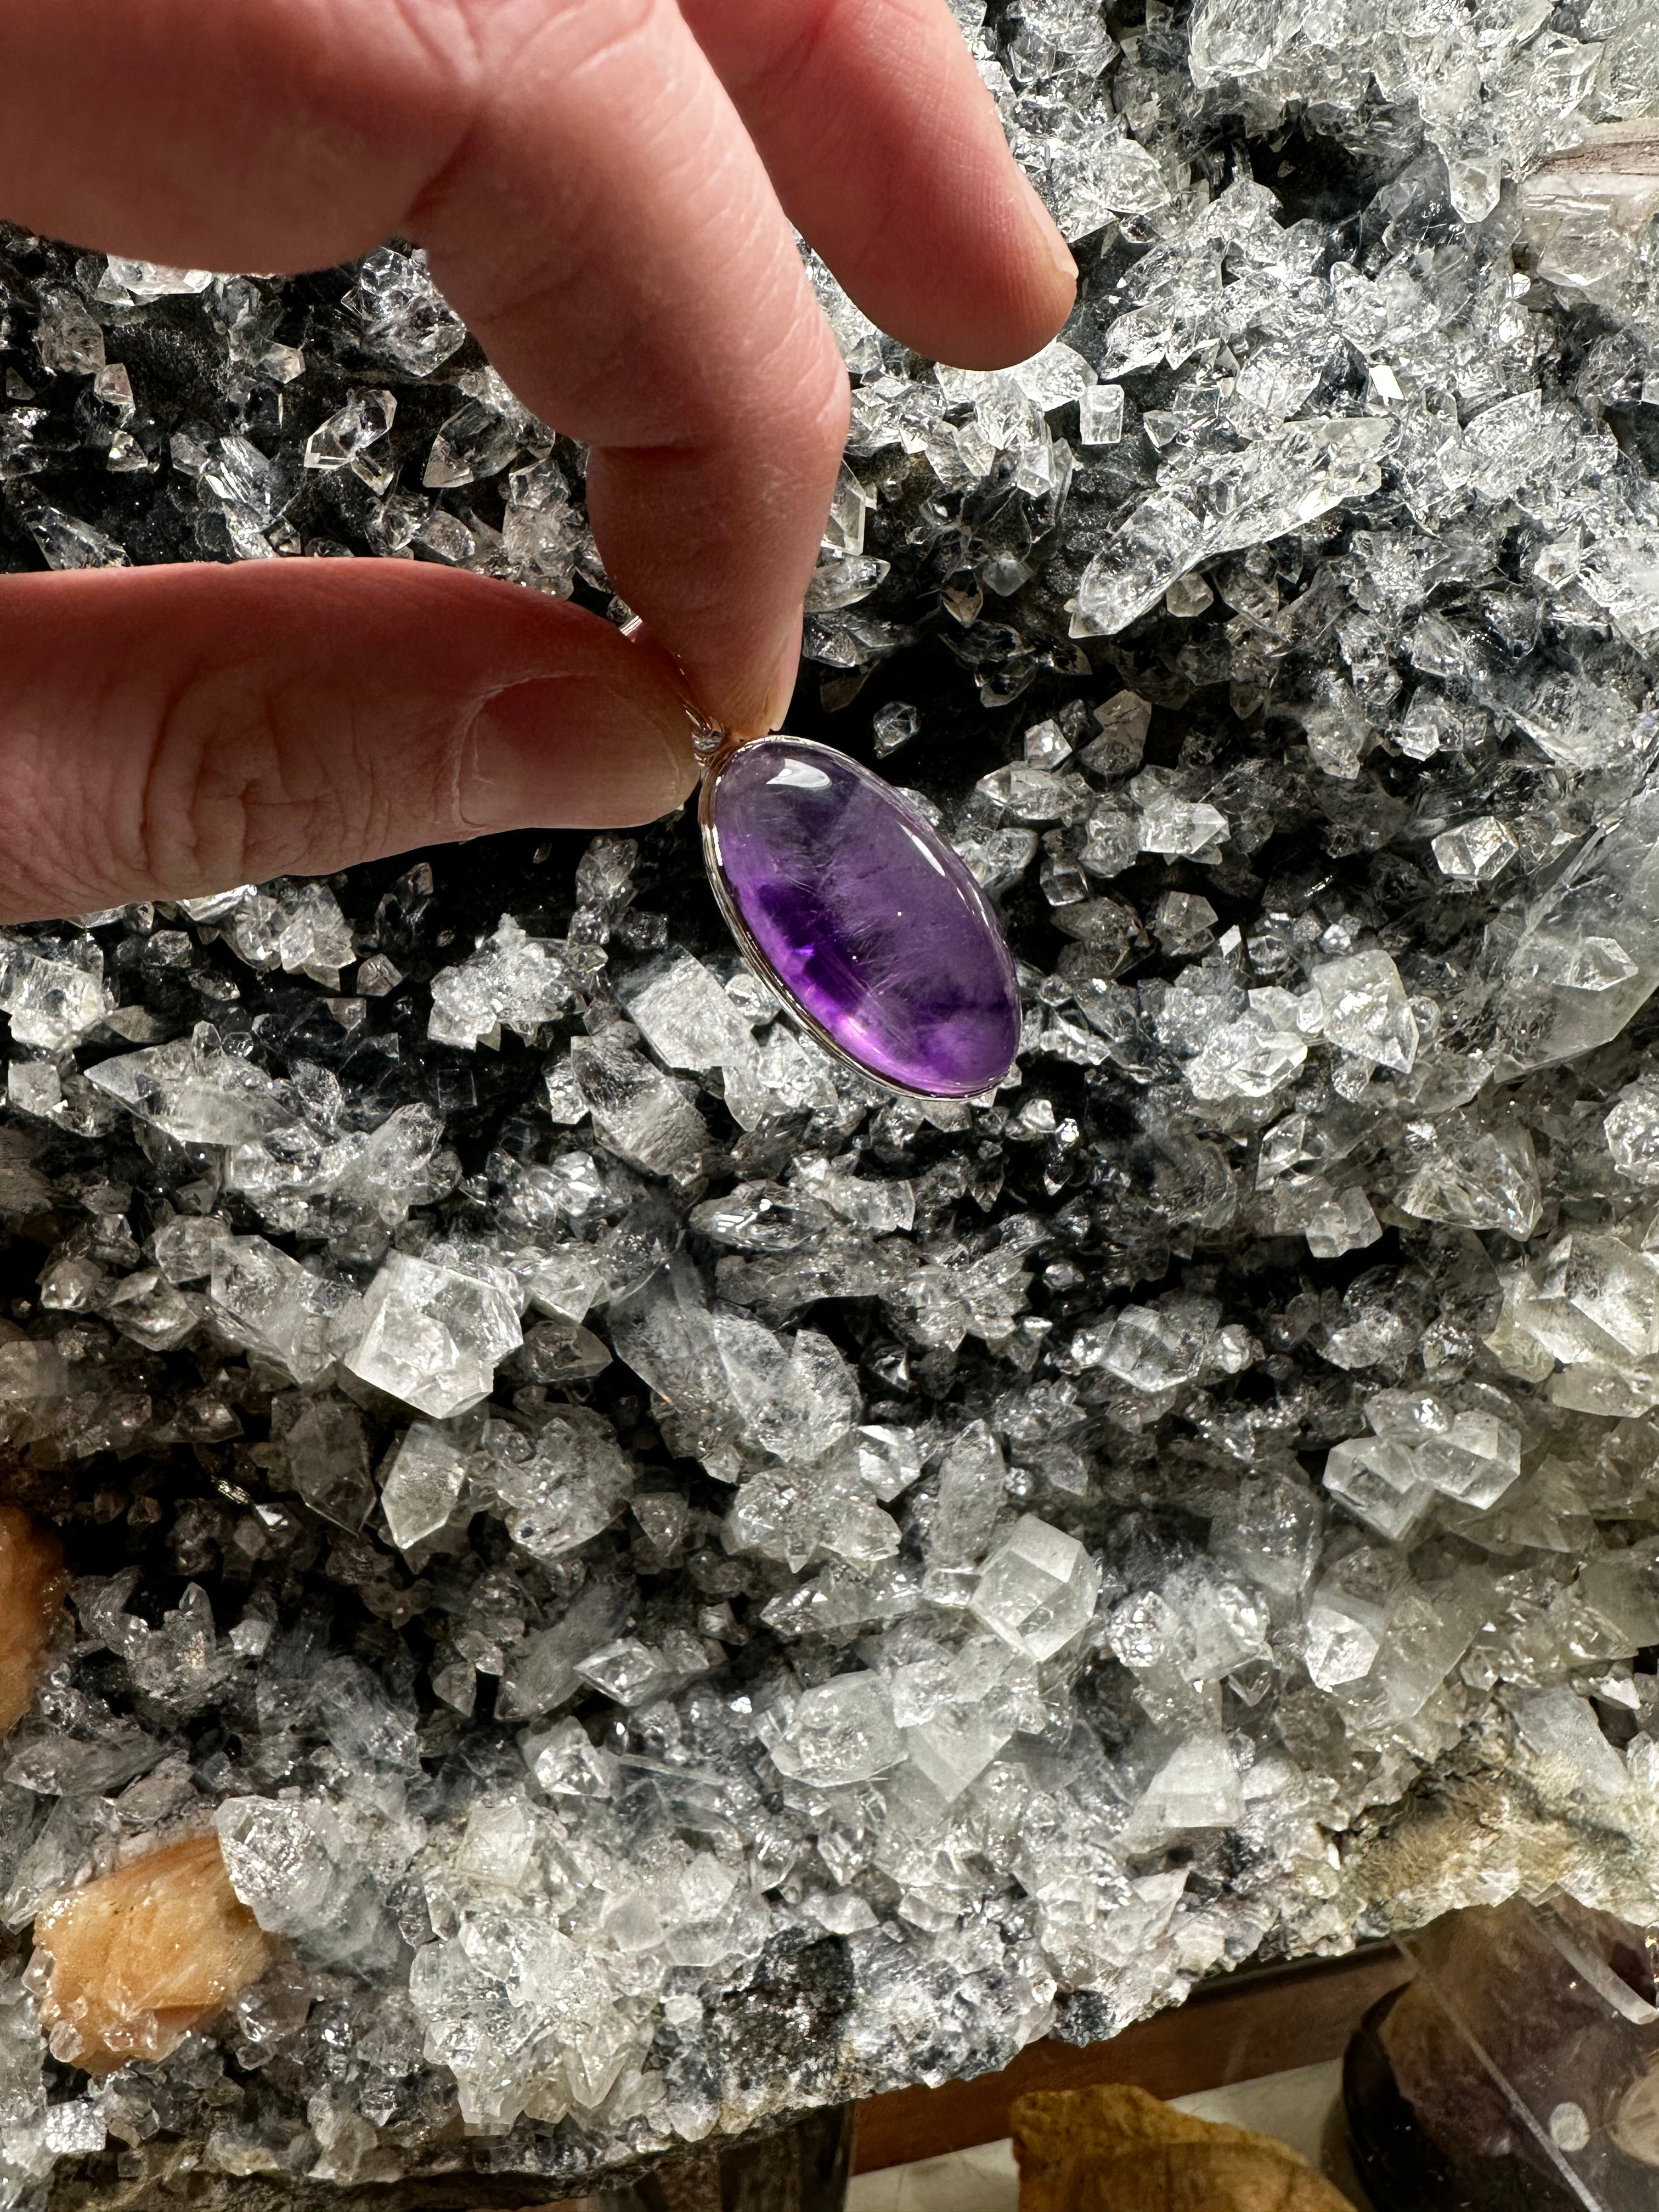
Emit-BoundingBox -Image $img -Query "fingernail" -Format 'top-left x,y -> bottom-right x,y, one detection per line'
1015,169 -> 1078,286
761,627 -> 802,736
465,674 -> 698,830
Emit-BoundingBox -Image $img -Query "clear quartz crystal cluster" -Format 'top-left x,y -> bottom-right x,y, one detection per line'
0,4 -> 1656,2202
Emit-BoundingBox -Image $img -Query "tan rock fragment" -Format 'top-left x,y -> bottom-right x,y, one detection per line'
33,1832 -> 273,2073
1011,2082 -> 1353,2212
0,1503 -> 66,1734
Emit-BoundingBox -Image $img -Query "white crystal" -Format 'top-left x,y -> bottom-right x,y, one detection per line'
1512,1686 -> 1629,1797
304,391 -> 395,472
1304,1186 -> 1381,1260
1120,1735 -> 1243,1848
210,1236 -> 359,1386
88,1025 -> 289,1144
42,2103 -> 104,2156
765,1673 -> 902,1785
1605,1079 -> 1659,1183
1078,382 -> 1125,447
481,1406 -> 634,1559
1129,768 -> 1228,860
621,955 -> 753,1073
570,1035 -> 707,1175
970,1515 -> 1101,1661
408,1909 -> 620,2131
380,1420 -> 474,1550
347,1251 -> 521,1418
1307,951 -> 1418,1073
1432,817 -> 1520,884
428,918 -> 573,1049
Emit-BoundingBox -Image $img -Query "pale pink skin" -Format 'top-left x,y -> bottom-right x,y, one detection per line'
0,0 -> 1075,924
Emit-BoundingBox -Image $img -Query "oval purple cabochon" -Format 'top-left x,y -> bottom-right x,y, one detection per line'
704,737 -> 1021,1098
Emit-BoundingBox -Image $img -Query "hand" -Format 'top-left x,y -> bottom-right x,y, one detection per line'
0,0 -> 1075,922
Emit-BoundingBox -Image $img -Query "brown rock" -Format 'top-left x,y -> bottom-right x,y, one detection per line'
33,1831 -> 273,2073
0,1503 -> 66,1734
1011,2082 -> 1353,2212
1046,2140 -> 1355,2210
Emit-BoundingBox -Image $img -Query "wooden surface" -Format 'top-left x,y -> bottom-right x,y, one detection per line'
850,1945 -> 1413,2175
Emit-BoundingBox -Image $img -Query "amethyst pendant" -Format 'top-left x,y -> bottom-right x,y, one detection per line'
699,735 -> 1020,1098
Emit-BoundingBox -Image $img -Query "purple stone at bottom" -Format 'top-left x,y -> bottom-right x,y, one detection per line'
702,736 -> 1020,1097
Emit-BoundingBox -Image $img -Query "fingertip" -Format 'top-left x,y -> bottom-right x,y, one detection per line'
831,171 -> 1077,371
466,652 -> 700,831
921,172 -> 1076,370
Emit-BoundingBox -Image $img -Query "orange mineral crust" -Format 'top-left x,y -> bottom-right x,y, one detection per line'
34,1832 -> 273,2074
0,1504 -> 66,1734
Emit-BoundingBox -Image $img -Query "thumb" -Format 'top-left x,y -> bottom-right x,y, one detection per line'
0,561 -> 701,923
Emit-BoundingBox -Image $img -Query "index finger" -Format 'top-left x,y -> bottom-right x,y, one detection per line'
411,0 -> 859,734
680,0 -> 1077,370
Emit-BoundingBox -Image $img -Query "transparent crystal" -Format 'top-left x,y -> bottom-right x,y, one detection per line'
304,391 -> 395,472
1119,1735 -> 1244,1848
481,1406 -> 634,1559
1307,951 -> 1417,1073
764,1674 -> 902,1786
209,1236 -> 359,1387
340,247 -> 465,377
570,1035 -> 708,1176
1078,382 -> 1125,447
346,1252 -> 521,1418
380,1419 -> 475,1551
1398,1115 -> 1542,1239
0,936 -> 112,1051
1128,768 -> 1228,860
1605,1086 -> 1659,1199
620,955 -> 753,1074
970,1515 -> 1101,1661
88,1025 -> 289,1144
428,918 -> 574,1049
1432,817 -> 1520,884
873,702 -> 922,757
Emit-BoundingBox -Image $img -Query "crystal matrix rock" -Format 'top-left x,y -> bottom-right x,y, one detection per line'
702,736 -> 1020,1096
7,18 -> 1659,2207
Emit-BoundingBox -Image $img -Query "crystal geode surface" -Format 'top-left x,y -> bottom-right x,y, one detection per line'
0,0 -> 1656,2203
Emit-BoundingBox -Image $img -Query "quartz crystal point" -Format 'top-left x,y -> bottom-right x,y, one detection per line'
33,1833 -> 273,2074
701,737 -> 1020,1097
0,1506 -> 65,1734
